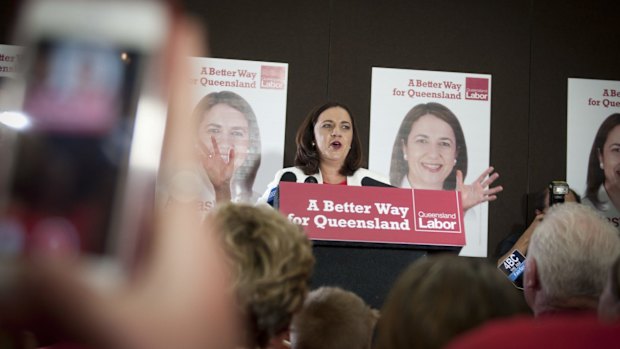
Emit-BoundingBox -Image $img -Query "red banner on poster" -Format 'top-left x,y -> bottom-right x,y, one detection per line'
278,182 -> 465,247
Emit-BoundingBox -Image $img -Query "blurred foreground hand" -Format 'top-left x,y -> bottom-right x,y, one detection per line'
0,14 -> 244,349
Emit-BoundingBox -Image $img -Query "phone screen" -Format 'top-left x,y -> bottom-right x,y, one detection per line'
0,39 -> 143,257
498,249 -> 526,290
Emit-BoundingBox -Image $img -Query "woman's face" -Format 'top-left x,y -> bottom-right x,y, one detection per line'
599,125 -> 620,190
313,107 -> 353,166
402,114 -> 457,189
198,103 -> 250,168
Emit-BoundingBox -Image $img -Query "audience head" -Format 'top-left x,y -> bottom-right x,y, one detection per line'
294,101 -> 364,176
207,203 -> 315,348
374,254 -> 527,349
289,286 -> 379,349
599,255 -> 620,323
525,203 -> 620,316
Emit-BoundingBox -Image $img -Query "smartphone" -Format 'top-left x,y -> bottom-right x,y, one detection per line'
498,249 -> 526,290
0,0 -> 170,263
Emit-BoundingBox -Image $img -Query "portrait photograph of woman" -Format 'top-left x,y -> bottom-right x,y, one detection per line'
160,57 -> 288,213
369,67 -> 496,257
568,78 -> 620,229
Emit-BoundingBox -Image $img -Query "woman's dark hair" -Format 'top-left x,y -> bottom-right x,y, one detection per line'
294,101 -> 363,176
192,91 -> 261,196
374,255 -> 528,349
389,102 -> 467,189
586,113 -> 620,208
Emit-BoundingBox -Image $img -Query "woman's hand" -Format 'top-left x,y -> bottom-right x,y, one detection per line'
198,136 -> 235,201
457,167 -> 503,211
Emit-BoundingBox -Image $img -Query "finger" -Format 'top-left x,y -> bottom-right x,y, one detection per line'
485,185 -> 503,195
228,147 -> 235,166
475,166 -> 494,184
223,148 -> 235,172
210,136 -> 221,158
481,172 -> 500,188
456,170 -> 464,189
485,195 -> 497,202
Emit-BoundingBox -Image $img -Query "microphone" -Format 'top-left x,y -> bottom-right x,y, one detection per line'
267,171 -> 297,208
304,176 -> 318,184
361,177 -> 394,188
280,172 -> 298,183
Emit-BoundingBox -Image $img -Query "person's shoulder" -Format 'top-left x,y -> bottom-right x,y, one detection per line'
446,314 -> 620,349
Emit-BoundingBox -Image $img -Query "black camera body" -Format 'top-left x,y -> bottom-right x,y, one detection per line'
549,180 -> 570,207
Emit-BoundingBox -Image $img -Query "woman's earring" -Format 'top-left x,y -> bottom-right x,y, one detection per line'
311,141 -> 315,147
600,162 -> 605,170
403,154 -> 408,161
454,159 -> 457,164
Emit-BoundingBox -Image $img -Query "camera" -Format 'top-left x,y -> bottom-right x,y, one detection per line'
0,0 -> 170,262
548,180 -> 570,207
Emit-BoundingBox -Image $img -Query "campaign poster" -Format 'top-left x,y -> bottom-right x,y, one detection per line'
0,44 -> 22,110
0,44 -> 21,78
181,57 -> 288,211
369,67 -> 492,257
0,45 -> 23,203
567,78 -> 620,227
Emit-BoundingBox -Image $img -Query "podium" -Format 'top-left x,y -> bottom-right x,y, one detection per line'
278,182 -> 465,308
279,182 -> 466,248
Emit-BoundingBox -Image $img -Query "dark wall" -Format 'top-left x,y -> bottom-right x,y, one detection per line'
528,1 -> 620,209
188,0 -> 333,167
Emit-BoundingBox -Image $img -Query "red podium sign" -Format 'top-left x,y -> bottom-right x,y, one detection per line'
278,182 -> 465,247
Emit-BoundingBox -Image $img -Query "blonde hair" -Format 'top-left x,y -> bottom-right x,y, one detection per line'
210,203 -> 315,348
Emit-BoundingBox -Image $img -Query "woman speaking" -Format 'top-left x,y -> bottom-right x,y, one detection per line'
260,101 -> 389,200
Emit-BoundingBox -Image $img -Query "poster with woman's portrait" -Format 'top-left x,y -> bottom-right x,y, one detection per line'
0,44 -> 23,196
0,44 -> 22,113
369,67 -> 492,257
165,57 -> 288,212
567,78 -> 620,228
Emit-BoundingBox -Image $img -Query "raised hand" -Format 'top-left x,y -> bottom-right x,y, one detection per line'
457,166 -> 503,211
198,136 -> 235,201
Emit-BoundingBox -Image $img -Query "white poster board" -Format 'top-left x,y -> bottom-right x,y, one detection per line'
567,78 -> 620,195
369,67 -> 492,257
567,78 -> 620,227
186,57 -> 288,210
